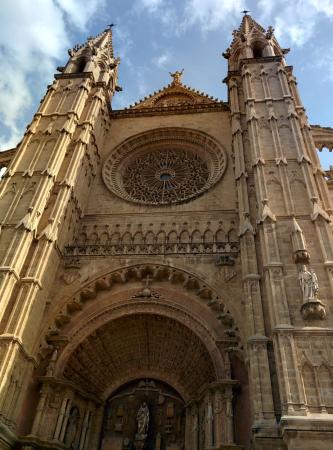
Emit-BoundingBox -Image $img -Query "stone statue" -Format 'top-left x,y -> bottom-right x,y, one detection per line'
46,348 -> 58,376
299,266 -> 319,302
169,69 -> 184,85
136,402 -> 149,437
64,407 -> 80,448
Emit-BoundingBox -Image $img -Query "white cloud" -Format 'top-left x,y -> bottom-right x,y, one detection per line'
135,0 -> 333,47
138,0 -> 165,13
257,0 -> 333,47
182,0 -> 246,32
0,0 -> 104,150
153,51 -> 172,68
314,47 -> 333,82
56,0 -> 105,30
136,0 -> 245,32
114,26 -> 134,68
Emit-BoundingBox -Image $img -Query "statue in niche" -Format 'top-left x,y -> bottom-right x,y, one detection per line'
64,407 -> 80,448
136,402 -> 149,438
46,348 -> 58,376
299,266 -> 319,302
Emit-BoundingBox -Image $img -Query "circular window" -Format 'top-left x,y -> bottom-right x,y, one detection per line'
103,128 -> 227,206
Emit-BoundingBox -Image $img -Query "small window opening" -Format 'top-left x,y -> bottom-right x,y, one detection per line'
252,43 -> 264,58
73,58 -> 86,73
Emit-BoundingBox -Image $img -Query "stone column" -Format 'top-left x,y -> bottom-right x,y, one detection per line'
185,404 -> 192,450
213,389 -> 223,447
87,405 -> 103,450
59,396 -> 73,443
31,384 -> 49,436
79,403 -> 94,450
207,400 -> 214,448
224,387 -> 234,444
53,394 -> 69,441
83,411 -> 93,450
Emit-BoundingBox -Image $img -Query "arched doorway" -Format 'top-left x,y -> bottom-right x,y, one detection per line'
28,311 -> 241,450
24,267 -> 247,450
101,379 -> 185,450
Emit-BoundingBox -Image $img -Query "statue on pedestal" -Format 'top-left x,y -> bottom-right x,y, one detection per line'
169,69 -> 184,85
299,266 -> 319,301
136,402 -> 149,438
298,265 -> 326,320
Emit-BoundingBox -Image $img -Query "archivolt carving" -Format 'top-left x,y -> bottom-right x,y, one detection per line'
43,264 -> 239,355
102,128 -> 227,205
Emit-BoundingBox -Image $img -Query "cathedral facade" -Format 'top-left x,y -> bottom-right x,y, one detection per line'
0,14 -> 333,450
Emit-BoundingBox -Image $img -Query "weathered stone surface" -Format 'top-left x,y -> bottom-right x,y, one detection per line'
0,14 -> 332,450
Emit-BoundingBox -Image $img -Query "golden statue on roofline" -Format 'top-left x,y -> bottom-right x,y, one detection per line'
169,69 -> 184,85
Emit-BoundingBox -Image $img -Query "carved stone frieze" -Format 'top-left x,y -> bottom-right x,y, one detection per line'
66,218 -> 239,258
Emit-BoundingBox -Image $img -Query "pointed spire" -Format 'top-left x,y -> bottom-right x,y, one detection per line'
224,13 -> 286,69
237,13 -> 265,36
62,25 -> 120,92
68,26 -> 115,60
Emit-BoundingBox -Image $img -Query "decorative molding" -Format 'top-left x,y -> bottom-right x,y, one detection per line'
65,241 -> 239,257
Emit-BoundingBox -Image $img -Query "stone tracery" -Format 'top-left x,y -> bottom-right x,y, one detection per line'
122,148 -> 209,205
102,128 -> 227,206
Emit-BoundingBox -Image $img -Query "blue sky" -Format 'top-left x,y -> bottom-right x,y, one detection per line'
0,0 -> 332,168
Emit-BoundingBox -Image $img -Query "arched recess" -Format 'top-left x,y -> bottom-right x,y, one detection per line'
25,265 -> 249,450
56,307 -> 223,402
40,264 -> 240,355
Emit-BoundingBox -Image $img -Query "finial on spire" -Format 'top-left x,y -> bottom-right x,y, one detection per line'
241,9 -> 250,15
169,69 -> 184,85
108,23 -> 115,28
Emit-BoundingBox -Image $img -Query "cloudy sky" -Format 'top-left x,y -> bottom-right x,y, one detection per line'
0,0 -> 332,168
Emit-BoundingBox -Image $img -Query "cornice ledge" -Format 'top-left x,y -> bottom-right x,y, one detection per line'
111,102 -> 229,118
55,72 -> 94,81
0,334 -> 38,365
247,334 -> 270,343
239,55 -> 283,67
38,375 -> 102,404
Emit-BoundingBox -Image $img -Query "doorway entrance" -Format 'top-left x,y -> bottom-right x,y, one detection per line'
100,379 -> 185,450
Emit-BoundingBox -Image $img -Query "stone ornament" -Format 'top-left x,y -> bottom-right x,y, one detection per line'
132,275 -> 161,299
102,128 -> 227,206
169,69 -> 184,85
123,148 -> 209,205
136,402 -> 149,438
299,265 -> 326,320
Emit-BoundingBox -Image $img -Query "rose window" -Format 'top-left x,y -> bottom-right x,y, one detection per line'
102,128 -> 227,206
122,149 -> 209,205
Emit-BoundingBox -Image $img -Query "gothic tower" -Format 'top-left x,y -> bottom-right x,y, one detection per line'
0,14 -> 332,450
224,14 -> 333,449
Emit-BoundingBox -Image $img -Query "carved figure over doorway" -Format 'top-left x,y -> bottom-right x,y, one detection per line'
137,402 -> 149,438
